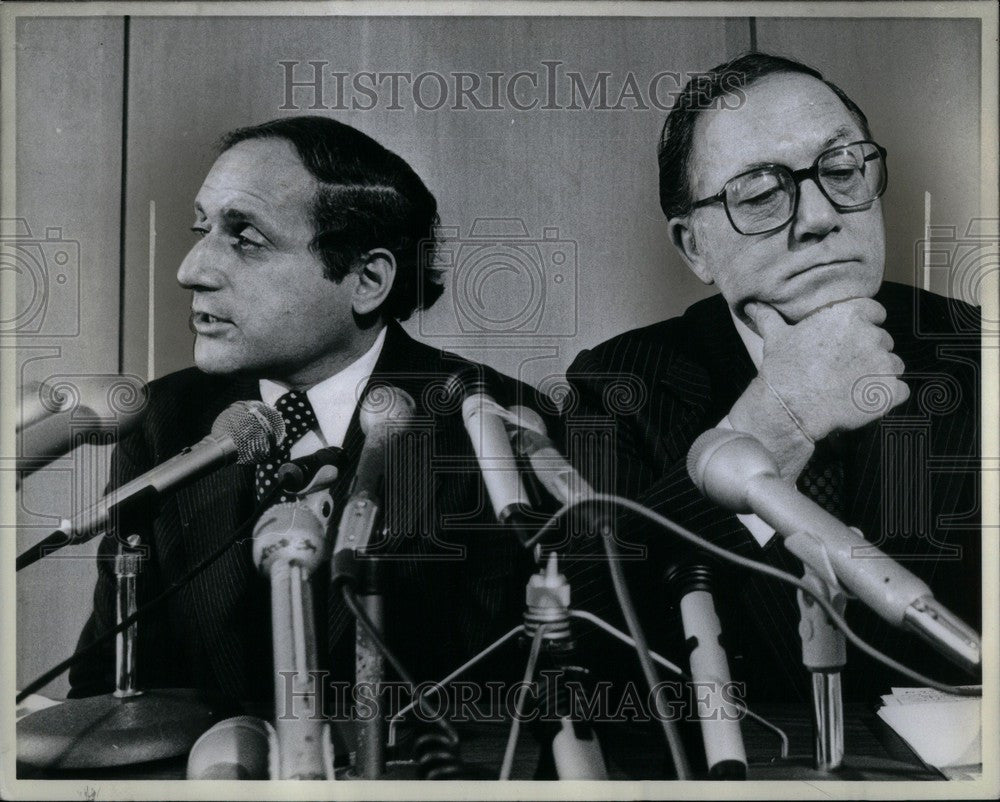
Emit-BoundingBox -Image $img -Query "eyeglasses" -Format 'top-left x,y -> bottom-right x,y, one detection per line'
690,140 -> 888,235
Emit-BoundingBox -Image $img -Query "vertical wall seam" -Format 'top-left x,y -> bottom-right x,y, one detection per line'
749,17 -> 758,52
116,15 -> 130,375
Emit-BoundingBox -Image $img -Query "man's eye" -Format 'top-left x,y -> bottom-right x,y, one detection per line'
823,166 -> 862,185
232,228 -> 266,252
190,225 -> 208,238
739,186 -> 781,206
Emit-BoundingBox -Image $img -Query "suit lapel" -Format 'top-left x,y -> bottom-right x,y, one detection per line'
326,322 -> 447,649
171,376 -> 263,689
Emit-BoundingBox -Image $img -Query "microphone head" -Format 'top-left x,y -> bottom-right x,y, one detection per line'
211,400 -> 286,463
686,428 -> 779,512
186,715 -> 272,779
359,384 -> 417,435
507,405 -> 547,437
442,364 -> 491,404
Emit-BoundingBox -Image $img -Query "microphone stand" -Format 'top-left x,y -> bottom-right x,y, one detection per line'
17,509 -> 222,770
792,556 -> 847,771
503,552 -> 608,780
113,534 -> 143,697
390,553 -> 697,780
354,558 -> 386,778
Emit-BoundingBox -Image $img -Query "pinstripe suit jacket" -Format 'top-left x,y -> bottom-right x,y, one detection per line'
563,282 -> 981,703
68,322 -> 542,704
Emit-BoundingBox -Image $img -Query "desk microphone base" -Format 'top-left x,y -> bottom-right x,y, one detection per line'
16,688 -> 223,770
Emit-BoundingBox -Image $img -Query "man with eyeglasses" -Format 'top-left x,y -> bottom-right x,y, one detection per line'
563,53 -> 980,708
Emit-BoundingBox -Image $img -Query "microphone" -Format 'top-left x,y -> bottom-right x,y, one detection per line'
253,491 -> 337,779
508,406 -> 600,511
446,367 -> 534,543
276,446 -> 346,493
16,375 -> 148,477
16,400 -> 286,570
186,715 -> 274,779
331,386 -> 417,585
664,563 -> 747,779
687,428 -> 982,673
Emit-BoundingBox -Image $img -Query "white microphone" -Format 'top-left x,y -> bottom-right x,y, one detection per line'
445,368 -> 534,543
186,715 -> 274,779
17,400 -> 286,570
507,406 -> 596,507
687,428 -> 981,672
253,491 -> 337,780
664,563 -> 747,779
331,385 -> 416,583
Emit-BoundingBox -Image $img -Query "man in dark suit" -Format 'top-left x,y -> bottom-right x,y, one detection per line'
68,117 -> 541,709
563,53 -> 981,706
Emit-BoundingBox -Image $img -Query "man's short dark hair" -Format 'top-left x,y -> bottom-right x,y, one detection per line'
219,115 -> 444,321
657,52 -> 874,220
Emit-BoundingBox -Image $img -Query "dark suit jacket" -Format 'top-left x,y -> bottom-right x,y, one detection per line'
562,282 -> 981,703
68,322 -> 545,705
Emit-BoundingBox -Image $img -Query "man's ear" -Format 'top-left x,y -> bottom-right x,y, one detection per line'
352,248 -> 397,316
667,216 -> 713,285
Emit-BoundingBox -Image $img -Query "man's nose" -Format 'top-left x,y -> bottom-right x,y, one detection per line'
792,178 -> 840,240
177,239 -> 223,290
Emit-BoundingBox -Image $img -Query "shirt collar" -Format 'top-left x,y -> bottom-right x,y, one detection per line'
258,326 -> 387,447
729,307 -> 764,370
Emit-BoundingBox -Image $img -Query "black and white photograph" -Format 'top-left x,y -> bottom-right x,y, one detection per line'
1,1 -> 997,798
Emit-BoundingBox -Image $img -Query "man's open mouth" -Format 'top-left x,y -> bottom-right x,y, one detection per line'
190,311 -> 234,332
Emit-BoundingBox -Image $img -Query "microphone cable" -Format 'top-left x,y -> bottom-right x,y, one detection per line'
527,494 -> 982,698
337,583 -> 463,752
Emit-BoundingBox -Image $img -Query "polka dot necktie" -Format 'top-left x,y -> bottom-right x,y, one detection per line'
255,390 -> 318,503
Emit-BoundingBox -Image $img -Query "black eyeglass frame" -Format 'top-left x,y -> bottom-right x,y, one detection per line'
689,140 -> 889,235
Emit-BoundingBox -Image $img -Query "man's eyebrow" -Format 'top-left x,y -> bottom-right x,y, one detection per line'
823,126 -> 858,148
731,126 -> 862,176
221,207 -> 267,230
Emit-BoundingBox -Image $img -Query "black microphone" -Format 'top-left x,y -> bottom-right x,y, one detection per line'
687,428 -> 981,673
16,375 -> 148,478
331,386 -> 416,585
664,563 -> 747,779
16,400 -> 286,570
275,446 -> 346,493
446,367 -> 535,543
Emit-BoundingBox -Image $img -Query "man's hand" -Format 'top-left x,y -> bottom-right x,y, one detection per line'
729,298 -> 909,479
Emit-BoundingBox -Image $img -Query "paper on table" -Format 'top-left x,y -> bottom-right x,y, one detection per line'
877,697 -> 981,769
889,685 -> 981,704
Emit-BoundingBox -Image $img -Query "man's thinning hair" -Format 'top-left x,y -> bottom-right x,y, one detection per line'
658,52 -> 874,220
219,115 -> 444,321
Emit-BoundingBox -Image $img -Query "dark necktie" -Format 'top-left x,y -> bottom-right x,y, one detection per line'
255,390 -> 319,503
797,435 -> 846,518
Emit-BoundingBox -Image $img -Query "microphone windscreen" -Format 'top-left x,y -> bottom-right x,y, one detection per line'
211,400 -> 286,463
686,428 -> 779,513
186,715 -> 272,779
359,384 -> 417,434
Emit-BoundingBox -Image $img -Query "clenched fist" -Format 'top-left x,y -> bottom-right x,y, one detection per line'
729,297 -> 909,479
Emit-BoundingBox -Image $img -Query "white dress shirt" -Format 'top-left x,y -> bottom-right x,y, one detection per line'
259,326 -> 387,458
718,311 -> 776,547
